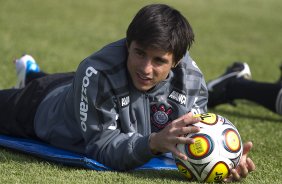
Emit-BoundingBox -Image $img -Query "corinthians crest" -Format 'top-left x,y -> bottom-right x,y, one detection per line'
150,102 -> 173,129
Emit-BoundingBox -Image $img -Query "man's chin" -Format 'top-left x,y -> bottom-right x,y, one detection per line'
135,85 -> 152,92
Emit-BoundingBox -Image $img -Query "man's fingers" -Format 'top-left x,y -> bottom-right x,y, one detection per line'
226,157 -> 255,182
243,141 -> 253,155
239,164 -> 249,178
224,169 -> 242,183
231,169 -> 241,181
246,157 -> 256,171
173,125 -> 200,136
171,147 -> 187,160
173,112 -> 200,127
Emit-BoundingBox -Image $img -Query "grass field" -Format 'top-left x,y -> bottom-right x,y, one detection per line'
0,0 -> 282,183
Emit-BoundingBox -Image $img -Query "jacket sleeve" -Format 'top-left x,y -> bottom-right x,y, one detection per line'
72,61 -> 156,171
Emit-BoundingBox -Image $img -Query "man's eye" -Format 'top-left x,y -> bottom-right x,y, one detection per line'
155,58 -> 166,64
136,51 -> 145,57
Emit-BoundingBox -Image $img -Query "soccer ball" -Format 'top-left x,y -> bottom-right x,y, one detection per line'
174,113 -> 243,183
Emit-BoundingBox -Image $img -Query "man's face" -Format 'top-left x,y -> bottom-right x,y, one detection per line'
127,41 -> 175,92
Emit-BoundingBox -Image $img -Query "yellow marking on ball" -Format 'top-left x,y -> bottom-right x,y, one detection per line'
189,136 -> 209,157
226,130 -> 240,151
193,113 -> 217,125
205,162 -> 229,182
176,162 -> 193,180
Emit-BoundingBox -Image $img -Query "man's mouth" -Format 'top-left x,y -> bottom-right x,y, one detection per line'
137,73 -> 152,83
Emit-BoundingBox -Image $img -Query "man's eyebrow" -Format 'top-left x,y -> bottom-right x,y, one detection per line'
154,56 -> 169,63
134,47 -> 145,52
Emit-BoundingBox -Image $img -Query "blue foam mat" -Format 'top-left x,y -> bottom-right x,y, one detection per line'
0,134 -> 177,171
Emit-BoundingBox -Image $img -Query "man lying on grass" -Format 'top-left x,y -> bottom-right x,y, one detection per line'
0,3 -> 255,181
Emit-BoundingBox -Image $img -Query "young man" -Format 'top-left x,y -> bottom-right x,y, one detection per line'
0,4 -> 254,181
207,62 -> 282,115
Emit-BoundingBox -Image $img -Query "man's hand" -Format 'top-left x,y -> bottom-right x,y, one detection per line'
149,112 -> 200,160
224,141 -> 256,182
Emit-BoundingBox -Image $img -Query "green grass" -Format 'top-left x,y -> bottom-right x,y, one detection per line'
0,0 -> 282,183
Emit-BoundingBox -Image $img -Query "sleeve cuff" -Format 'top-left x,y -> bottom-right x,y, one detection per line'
132,135 -> 158,163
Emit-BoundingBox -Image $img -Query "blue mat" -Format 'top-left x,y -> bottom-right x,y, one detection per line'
0,134 -> 177,171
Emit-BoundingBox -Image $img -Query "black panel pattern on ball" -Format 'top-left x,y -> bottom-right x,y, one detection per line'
185,134 -> 214,160
190,162 -> 209,177
222,118 -> 236,128
231,154 -> 242,167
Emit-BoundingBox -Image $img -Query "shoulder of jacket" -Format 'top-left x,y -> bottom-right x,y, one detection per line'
177,52 -> 204,77
78,39 -> 127,71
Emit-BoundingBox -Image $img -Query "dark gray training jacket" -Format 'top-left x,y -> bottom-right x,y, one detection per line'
34,39 -> 208,170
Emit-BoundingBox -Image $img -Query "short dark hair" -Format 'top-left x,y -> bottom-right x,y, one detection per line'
126,4 -> 194,63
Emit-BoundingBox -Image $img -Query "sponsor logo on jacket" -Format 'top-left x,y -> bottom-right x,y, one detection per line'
120,95 -> 130,107
80,66 -> 98,132
168,90 -> 187,105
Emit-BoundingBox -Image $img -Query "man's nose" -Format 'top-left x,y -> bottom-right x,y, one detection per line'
140,58 -> 153,74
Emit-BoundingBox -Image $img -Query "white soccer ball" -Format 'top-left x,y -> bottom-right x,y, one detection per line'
174,113 -> 243,183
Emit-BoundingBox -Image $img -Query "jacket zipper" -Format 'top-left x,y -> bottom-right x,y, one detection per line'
143,93 -> 150,136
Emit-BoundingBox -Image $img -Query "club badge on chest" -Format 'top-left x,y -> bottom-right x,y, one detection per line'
150,102 -> 173,129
